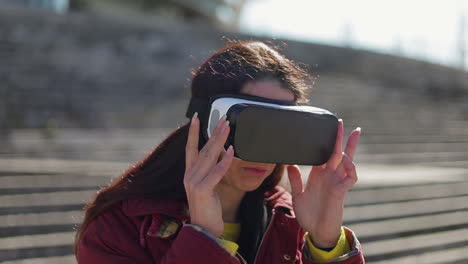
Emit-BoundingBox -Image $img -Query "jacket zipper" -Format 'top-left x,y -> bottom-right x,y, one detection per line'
252,208 -> 276,264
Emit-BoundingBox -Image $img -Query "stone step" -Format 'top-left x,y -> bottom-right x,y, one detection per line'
361,134 -> 468,141
0,158 -> 128,176
0,190 -> 95,208
0,244 -> 72,263
357,151 -> 468,164
345,196 -> 468,224
0,223 -> 74,238
1,255 -> 75,264
370,246 -> 468,264
0,175 -> 108,189
0,232 -> 74,250
347,181 -> 468,206
418,160 -> 468,169
0,211 -> 82,229
361,126 -> 468,134
0,187 -> 96,195
348,211 -> 468,240
349,164 -> 468,186
361,142 -> 468,153
365,230 -> 468,264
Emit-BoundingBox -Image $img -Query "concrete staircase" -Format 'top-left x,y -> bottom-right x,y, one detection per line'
0,159 -> 125,264
2,158 -> 468,263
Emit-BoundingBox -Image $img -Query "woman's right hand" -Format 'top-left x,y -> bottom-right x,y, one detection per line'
184,113 -> 234,237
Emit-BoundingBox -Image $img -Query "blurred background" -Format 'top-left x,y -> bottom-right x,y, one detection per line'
1,0 -> 468,263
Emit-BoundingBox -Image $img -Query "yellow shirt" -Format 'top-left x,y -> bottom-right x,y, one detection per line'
305,227 -> 351,263
218,222 -> 241,255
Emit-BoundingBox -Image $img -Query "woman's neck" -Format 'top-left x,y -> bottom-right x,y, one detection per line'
215,183 -> 245,223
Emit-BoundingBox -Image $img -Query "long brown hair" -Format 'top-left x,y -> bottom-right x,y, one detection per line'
74,40 -> 313,262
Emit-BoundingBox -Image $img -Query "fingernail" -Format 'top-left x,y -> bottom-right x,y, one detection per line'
192,112 -> 198,122
222,120 -> 230,133
338,118 -> 343,122
356,127 -> 361,132
227,145 -> 234,155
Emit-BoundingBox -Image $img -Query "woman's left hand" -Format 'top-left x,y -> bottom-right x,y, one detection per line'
287,119 -> 361,249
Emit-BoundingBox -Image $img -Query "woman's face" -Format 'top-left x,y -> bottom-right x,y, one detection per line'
218,80 -> 295,192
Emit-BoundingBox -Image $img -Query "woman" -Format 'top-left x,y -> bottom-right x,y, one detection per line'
75,41 -> 365,263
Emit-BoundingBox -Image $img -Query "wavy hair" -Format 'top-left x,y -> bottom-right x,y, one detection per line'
74,40 -> 313,263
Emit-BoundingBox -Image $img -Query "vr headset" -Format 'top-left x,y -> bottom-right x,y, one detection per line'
186,94 -> 338,165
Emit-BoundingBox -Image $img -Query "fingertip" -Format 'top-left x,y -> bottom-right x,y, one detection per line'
292,164 -> 300,169
355,127 -> 362,137
220,146 -> 235,167
287,164 -> 301,177
191,112 -> 198,123
350,127 -> 362,143
338,119 -> 344,133
221,120 -> 231,134
222,145 -> 235,162
227,145 -> 234,155
286,164 -> 295,170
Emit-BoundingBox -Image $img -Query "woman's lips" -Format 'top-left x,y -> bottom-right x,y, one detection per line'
243,167 -> 268,177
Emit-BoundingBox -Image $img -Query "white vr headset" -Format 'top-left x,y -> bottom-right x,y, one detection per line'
186,94 -> 338,165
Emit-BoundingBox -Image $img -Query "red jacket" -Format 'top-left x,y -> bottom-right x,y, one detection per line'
77,187 -> 365,263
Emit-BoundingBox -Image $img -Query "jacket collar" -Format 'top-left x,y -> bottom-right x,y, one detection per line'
122,186 -> 293,218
